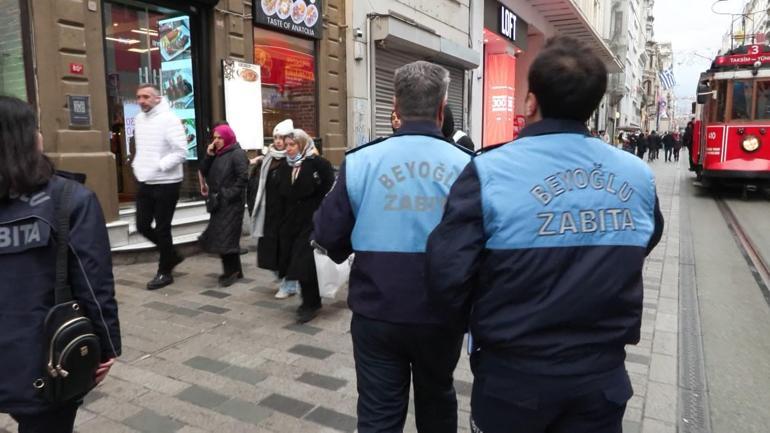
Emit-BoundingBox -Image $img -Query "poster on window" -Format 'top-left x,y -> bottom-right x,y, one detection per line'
483,53 -> 516,147
223,59 -> 264,150
158,15 -> 198,160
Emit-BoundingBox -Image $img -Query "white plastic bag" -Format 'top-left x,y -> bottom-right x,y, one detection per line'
314,250 -> 352,299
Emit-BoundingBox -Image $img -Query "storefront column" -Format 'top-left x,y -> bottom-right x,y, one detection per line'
30,0 -> 119,221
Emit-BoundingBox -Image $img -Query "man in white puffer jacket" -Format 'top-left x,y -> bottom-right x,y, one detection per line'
133,83 -> 188,290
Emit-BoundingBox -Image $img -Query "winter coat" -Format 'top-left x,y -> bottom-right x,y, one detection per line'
663,134 -> 675,150
0,175 -> 121,414
132,98 -> 188,184
248,158 -> 287,271
277,156 -> 335,281
198,144 -> 249,255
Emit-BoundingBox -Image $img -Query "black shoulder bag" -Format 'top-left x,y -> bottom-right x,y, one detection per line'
35,180 -> 101,402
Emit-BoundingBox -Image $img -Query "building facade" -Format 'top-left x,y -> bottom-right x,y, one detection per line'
3,0 -> 347,228
606,0 -> 653,136
479,0 -> 620,147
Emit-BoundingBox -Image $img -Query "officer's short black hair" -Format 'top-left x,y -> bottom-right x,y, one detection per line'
528,36 -> 607,122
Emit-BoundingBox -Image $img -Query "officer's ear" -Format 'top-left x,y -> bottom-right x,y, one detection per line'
525,92 -> 541,123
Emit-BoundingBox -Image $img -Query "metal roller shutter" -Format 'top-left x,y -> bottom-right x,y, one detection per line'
374,48 -> 465,139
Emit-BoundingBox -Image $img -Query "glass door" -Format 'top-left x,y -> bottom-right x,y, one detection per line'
103,0 -> 202,203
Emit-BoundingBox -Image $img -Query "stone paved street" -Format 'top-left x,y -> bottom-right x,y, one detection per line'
0,162 -> 681,433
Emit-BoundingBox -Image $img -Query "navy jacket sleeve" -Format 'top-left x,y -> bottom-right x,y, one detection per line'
647,195 -> 664,255
69,188 -> 122,361
426,162 -> 486,321
312,161 -> 354,264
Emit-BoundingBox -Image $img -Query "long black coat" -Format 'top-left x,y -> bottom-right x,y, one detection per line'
277,156 -> 335,281
248,158 -> 287,271
198,144 -> 249,255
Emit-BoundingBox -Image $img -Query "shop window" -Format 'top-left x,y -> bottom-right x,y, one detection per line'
0,0 -> 28,100
253,27 -> 318,139
103,1 -> 202,202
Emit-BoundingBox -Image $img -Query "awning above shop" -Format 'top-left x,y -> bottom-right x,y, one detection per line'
530,0 -> 622,73
371,15 -> 480,70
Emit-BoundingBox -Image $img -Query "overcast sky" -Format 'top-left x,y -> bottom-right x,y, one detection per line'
653,0 -> 745,113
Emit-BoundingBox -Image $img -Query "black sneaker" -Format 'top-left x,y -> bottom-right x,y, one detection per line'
218,271 -> 244,288
147,273 -> 174,290
295,305 -> 321,323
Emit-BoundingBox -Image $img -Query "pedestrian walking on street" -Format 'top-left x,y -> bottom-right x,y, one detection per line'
132,84 -> 188,290
648,130 -> 661,162
683,119 -> 695,169
426,36 -> 664,433
0,96 -> 121,433
278,129 -> 334,323
249,119 -> 299,299
313,60 -> 473,433
663,131 -> 675,162
442,105 -> 475,151
673,132 -> 682,162
198,124 -> 249,287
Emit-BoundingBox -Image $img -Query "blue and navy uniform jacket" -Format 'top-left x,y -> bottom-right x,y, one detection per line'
0,175 -> 121,414
313,120 -> 473,327
426,119 -> 664,376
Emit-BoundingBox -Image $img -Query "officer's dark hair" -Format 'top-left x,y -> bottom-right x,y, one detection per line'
441,105 -> 455,138
0,96 -> 54,199
528,36 -> 607,122
394,61 -> 450,121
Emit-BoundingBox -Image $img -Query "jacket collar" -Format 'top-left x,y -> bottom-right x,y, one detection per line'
394,120 -> 444,140
517,118 -> 590,140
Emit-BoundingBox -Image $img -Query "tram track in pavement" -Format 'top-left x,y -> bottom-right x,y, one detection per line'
713,194 -> 770,308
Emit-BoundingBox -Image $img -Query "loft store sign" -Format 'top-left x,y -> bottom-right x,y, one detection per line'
484,0 -> 528,49
500,6 -> 517,41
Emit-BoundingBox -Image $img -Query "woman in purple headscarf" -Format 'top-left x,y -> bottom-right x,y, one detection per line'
198,124 -> 250,287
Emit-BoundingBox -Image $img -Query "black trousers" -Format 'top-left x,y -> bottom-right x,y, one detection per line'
673,148 -> 681,161
469,353 -> 631,433
136,182 -> 181,273
10,402 -> 79,433
351,314 -> 464,433
221,253 -> 242,275
665,148 -> 673,161
299,275 -> 321,309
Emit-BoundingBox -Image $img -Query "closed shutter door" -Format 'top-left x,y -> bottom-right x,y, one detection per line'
374,48 -> 465,138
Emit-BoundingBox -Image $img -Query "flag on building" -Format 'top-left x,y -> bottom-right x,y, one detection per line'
659,68 -> 676,90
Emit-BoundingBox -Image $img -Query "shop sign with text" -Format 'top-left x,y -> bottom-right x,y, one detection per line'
484,0 -> 528,49
253,0 -> 323,40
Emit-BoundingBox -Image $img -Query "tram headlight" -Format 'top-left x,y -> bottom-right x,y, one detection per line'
742,135 -> 761,152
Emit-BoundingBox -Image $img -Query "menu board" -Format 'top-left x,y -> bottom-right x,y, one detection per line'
253,0 -> 323,40
223,59 -> 264,150
158,15 -> 198,160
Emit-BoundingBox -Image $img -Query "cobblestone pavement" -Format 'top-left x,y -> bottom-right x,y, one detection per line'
0,161 -> 681,433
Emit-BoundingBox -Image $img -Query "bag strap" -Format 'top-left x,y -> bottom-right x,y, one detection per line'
54,178 -> 75,304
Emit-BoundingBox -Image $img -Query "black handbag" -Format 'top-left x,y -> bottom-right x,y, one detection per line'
205,192 -> 220,213
34,180 -> 101,402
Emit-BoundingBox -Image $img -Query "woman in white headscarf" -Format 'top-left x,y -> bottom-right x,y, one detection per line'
248,119 -> 299,298
277,129 -> 334,322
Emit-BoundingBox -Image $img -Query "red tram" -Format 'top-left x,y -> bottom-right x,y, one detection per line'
692,44 -> 770,183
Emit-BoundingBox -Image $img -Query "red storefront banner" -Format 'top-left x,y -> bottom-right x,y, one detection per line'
483,53 -> 516,147
253,45 -> 315,92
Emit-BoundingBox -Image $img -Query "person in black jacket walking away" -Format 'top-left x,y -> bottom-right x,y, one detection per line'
0,96 -> 121,433
198,124 -> 249,287
663,131 -> 675,162
648,131 -> 661,161
278,129 -> 335,323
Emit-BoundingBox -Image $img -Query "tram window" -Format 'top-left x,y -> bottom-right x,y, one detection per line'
732,80 -> 752,120
714,81 -> 727,122
756,81 -> 770,119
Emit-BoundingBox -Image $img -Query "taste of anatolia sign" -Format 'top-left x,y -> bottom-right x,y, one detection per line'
253,0 -> 323,40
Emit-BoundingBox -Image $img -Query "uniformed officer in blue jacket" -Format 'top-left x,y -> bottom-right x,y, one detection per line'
426,37 -> 664,433
313,61 -> 473,432
0,96 -> 121,433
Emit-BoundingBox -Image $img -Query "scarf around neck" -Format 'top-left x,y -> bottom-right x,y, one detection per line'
250,144 -> 287,238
